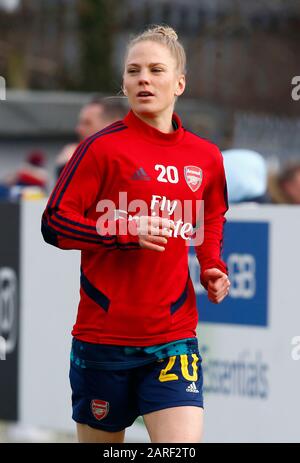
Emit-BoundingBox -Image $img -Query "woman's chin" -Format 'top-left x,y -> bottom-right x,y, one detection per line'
134,103 -> 161,117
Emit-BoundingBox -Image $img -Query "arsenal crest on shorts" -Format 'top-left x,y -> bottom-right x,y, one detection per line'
184,166 -> 203,192
91,399 -> 109,421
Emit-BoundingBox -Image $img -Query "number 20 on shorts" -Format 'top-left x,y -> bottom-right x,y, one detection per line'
158,354 -> 199,382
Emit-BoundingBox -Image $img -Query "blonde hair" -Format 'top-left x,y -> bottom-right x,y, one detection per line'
125,24 -> 186,75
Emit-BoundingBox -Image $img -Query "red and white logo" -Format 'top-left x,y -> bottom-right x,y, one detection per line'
184,166 -> 203,192
91,399 -> 109,421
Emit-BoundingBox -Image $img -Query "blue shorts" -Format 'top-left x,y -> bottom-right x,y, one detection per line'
69,350 -> 204,432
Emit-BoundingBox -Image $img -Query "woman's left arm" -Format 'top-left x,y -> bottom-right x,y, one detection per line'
195,146 -> 230,304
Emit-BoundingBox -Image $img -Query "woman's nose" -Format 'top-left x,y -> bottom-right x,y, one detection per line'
138,70 -> 150,84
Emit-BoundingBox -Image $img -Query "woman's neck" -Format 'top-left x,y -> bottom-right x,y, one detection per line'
133,108 -> 174,134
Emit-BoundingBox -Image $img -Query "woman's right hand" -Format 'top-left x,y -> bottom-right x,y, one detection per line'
134,216 -> 175,252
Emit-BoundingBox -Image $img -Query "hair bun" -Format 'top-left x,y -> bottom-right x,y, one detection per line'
150,25 -> 178,41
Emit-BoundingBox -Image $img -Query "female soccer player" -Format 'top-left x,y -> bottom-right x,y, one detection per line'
41,25 -> 230,443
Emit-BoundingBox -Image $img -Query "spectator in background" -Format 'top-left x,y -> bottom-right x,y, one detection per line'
3,150 -> 48,192
268,163 -> 300,204
222,149 -> 268,203
55,97 -> 128,178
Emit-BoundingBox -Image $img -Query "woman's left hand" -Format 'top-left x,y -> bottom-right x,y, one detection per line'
202,268 -> 230,304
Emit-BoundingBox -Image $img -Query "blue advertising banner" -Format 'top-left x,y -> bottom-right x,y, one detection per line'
189,221 -> 269,327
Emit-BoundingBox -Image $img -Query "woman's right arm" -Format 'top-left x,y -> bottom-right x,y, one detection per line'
41,142 -> 140,252
41,141 -> 173,252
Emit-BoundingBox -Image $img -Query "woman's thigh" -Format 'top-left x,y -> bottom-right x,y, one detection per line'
136,353 -> 204,443
143,405 -> 203,443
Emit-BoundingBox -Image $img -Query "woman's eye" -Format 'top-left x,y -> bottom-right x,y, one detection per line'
152,69 -> 162,72
128,69 -> 138,74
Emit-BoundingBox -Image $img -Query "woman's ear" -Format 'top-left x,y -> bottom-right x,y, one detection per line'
175,75 -> 186,96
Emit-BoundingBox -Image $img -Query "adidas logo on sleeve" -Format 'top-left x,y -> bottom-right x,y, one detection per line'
186,382 -> 199,393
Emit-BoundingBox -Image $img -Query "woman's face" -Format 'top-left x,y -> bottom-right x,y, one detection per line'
123,41 -> 185,119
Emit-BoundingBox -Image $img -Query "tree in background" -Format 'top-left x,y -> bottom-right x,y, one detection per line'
78,0 -> 117,92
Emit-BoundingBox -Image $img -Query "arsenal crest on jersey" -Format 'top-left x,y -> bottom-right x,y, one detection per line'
91,399 -> 109,421
184,166 -> 203,192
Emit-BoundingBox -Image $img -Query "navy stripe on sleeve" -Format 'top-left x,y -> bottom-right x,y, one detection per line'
49,217 -> 115,242
42,220 -> 118,248
55,126 -> 127,208
49,121 -> 125,208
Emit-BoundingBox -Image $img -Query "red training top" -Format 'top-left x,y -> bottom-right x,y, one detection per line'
41,110 -> 228,346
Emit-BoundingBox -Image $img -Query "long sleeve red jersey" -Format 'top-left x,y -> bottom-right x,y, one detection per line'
42,110 -> 228,346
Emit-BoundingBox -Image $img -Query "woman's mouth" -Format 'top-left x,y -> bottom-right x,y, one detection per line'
137,91 -> 154,98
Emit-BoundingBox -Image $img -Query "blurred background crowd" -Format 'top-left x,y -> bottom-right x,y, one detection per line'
0,0 -> 299,205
